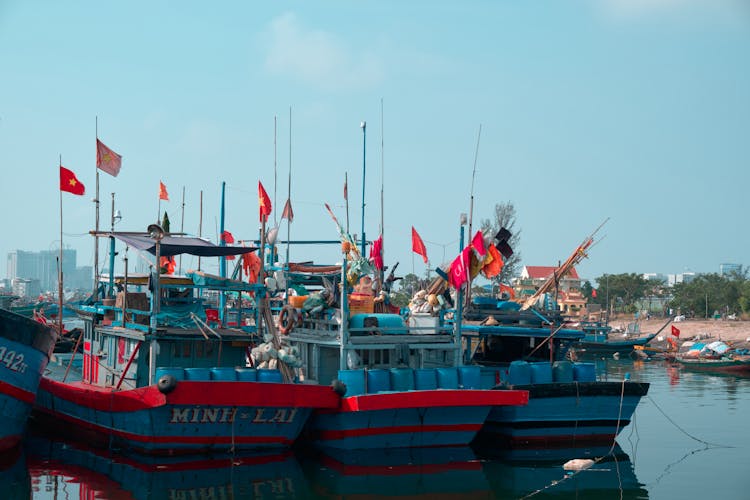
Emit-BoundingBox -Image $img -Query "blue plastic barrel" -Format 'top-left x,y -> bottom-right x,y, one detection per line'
390,368 -> 415,392
155,367 -> 185,381
366,369 -> 391,393
436,367 -> 459,389
573,362 -> 596,382
529,362 -> 553,384
508,361 -> 532,386
552,361 -> 574,382
414,368 -> 438,390
235,368 -> 257,381
184,368 -> 211,381
458,366 -> 482,389
480,367 -> 502,389
337,369 -> 365,396
257,369 -> 283,383
210,367 -> 237,381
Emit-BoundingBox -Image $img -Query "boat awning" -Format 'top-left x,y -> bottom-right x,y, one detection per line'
115,234 -> 257,258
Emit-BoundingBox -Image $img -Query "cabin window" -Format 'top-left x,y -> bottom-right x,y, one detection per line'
359,349 -> 389,367
195,341 -> 215,358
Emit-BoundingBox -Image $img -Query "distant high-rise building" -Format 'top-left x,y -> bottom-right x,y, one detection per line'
720,263 -> 742,276
6,249 -> 79,292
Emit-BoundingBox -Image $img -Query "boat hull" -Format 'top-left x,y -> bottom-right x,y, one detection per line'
0,308 -> 56,451
33,378 -> 339,454
574,333 -> 657,355
674,357 -> 750,374
311,389 -> 528,450
481,381 -> 649,447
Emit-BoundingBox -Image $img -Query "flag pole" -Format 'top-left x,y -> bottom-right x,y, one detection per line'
157,186 -> 162,224
465,124 -> 481,307
59,155 -> 64,338
285,106 -> 292,277
360,120 -> 366,256
94,117 -> 100,301
198,190 -> 203,271
274,115 -> 278,226
345,172 -> 349,234
379,98 -> 385,287
179,186 -> 185,274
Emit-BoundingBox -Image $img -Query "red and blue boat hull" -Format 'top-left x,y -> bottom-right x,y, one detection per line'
312,389 -> 528,450
33,378 -> 340,454
481,381 -> 649,447
0,308 -> 56,451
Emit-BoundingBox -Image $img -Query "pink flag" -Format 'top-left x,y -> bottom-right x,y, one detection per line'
449,247 -> 471,288
370,235 -> 384,271
471,231 -> 486,257
281,198 -> 294,222
96,139 -> 122,177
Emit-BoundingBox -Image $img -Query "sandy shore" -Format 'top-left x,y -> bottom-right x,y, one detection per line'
615,316 -> 750,348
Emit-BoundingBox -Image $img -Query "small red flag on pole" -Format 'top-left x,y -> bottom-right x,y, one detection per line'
60,166 -> 85,195
411,227 -> 428,264
671,325 -> 680,338
159,181 -> 169,201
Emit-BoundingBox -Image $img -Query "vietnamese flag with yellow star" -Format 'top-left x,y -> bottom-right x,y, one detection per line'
96,139 -> 122,177
60,166 -> 85,195
258,181 -> 272,221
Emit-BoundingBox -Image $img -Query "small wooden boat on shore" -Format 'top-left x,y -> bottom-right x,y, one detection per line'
673,341 -> 750,374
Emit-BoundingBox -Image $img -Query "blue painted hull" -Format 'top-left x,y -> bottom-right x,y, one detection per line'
481,381 -> 649,446
0,308 -> 56,451
311,389 -> 528,450
33,378 -> 340,454
575,333 -> 658,355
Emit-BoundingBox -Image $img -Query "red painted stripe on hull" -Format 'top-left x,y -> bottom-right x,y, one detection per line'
317,423 -> 482,440
40,378 -> 340,412
35,407 -> 294,447
0,379 -> 36,404
331,389 -> 527,413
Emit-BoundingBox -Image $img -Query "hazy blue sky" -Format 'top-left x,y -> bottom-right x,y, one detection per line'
1,0 -> 748,285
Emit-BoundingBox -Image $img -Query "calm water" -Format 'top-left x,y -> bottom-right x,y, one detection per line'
3,359 -> 749,499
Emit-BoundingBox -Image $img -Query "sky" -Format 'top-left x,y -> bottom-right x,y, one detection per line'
1,0 -> 749,286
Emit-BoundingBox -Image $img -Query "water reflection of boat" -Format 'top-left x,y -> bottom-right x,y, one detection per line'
25,434 -> 310,499
479,444 -> 648,499
304,446 -> 492,498
0,446 -> 30,500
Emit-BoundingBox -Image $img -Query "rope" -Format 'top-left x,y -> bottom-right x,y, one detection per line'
645,394 -> 732,448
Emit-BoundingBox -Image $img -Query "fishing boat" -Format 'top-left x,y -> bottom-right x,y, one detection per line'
31,229 -> 340,455
570,320 -> 661,357
0,307 -> 57,451
258,213 -> 528,451
673,341 -> 750,374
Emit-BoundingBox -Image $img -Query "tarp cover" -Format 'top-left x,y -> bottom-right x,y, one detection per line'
115,234 -> 256,257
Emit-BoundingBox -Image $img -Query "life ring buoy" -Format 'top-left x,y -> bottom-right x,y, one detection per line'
278,305 -> 296,334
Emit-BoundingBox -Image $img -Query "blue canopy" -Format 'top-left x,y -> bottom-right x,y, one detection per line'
115,234 -> 257,258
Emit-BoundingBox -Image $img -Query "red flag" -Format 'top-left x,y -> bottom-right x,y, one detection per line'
411,227 -> 428,264
481,243 -> 503,278
159,181 -> 169,201
471,230 -> 486,257
592,288 -> 597,298
258,181 -> 272,221
221,231 -> 235,260
370,235 -> 384,270
671,325 -> 680,338
448,247 -> 471,288
281,198 -> 294,222
60,166 -> 85,195
96,139 -> 122,177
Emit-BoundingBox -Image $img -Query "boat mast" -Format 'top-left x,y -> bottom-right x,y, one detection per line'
93,117 -> 100,301
465,124 -> 482,306
360,120 -> 366,256
58,154 -> 64,339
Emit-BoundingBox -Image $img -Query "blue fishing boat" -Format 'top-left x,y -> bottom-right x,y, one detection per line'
460,299 -> 649,447
0,307 -> 57,451
31,230 -> 340,455
267,238 -> 527,450
570,320 -> 663,357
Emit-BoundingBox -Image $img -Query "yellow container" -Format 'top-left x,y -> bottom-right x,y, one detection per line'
349,293 -> 374,316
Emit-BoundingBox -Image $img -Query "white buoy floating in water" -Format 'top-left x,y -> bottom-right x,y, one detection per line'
563,459 -> 595,471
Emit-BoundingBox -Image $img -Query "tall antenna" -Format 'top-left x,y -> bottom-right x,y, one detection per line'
379,98 -> 385,284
